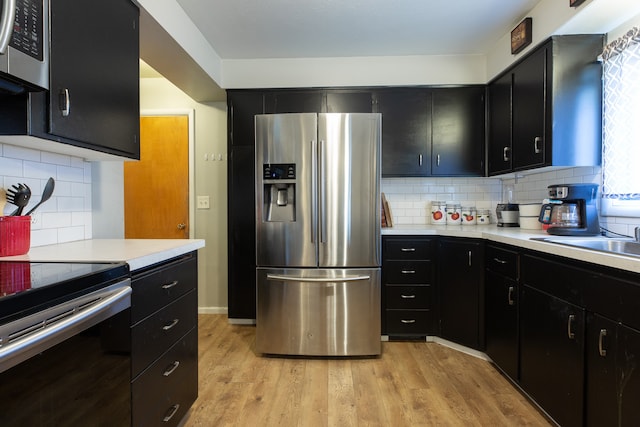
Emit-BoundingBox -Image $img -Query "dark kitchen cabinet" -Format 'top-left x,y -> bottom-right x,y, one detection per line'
431,87 -> 485,176
374,88 -> 431,177
487,72 -> 512,175
130,252 -> 198,427
227,91 -> 263,320
326,90 -> 373,113
487,35 -> 604,176
437,237 -> 484,350
265,90 -> 324,113
586,314 -> 640,426
520,251 -> 586,427
484,244 -> 519,380
49,0 -> 140,158
382,236 -> 437,337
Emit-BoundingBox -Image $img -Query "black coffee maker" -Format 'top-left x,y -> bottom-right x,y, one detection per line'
539,184 -> 600,236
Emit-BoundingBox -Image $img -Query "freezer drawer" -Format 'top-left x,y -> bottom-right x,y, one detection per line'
256,268 -> 381,356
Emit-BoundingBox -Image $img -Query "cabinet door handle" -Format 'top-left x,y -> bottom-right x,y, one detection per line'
534,136 -> 542,154
436,154 -> 441,167
161,280 -> 179,290
401,270 -> 416,274
567,315 -> 576,340
493,257 -> 508,265
163,360 -> 180,377
418,154 -> 423,166
400,319 -> 416,324
598,329 -> 608,357
400,248 -> 416,252
503,146 -> 510,162
59,88 -> 71,117
468,250 -> 472,267
162,318 -> 180,331
163,404 -> 180,422
400,294 -> 416,299
0,0 -> 17,54
507,286 -> 515,306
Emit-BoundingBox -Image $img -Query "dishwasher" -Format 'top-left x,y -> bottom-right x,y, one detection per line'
0,261 -> 132,427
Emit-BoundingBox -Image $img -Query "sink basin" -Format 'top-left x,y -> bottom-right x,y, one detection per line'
535,237 -> 640,258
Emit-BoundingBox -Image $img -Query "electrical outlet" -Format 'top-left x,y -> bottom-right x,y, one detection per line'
197,196 -> 210,209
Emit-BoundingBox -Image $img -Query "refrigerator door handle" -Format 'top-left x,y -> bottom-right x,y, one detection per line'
319,139 -> 327,243
266,274 -> 371,283
311,139 -> 318,244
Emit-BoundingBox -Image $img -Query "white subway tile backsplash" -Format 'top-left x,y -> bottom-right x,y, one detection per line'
1,145 -> 92,248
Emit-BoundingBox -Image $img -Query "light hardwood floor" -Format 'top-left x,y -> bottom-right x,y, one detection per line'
182,315 -> 552,426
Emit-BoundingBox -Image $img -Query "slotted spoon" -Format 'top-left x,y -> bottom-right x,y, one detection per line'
6,183 -> 31,216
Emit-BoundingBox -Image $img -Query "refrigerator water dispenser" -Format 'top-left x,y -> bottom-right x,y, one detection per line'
262,163 -> 296,222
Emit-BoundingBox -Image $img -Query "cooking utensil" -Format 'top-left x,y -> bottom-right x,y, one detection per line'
25,177 -> 55,215
6,183 -> 31,216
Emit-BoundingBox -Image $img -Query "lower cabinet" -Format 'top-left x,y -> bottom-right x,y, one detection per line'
586,313 -> 640,426
520,285 -> 585,427
382,236 -> 436,337
130,252 -> 198,427
437,237 -> 484,350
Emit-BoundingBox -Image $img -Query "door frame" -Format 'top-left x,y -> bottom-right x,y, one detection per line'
140,109 -> 196,239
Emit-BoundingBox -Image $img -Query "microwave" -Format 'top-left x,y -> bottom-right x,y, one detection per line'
0,0 -> 48,93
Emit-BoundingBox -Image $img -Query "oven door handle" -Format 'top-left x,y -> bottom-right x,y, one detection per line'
0,280 -> 131,373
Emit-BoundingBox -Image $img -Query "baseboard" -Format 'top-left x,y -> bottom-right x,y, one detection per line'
198,307 -> 228,314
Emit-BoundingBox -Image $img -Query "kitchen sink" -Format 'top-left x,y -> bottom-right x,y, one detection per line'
533,237 -> 640,258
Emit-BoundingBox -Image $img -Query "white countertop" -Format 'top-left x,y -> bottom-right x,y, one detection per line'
0,239 -> 205,271
383,225 -> 640,274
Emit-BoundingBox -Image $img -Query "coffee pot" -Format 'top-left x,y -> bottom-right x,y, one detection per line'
538,184 -> 600,236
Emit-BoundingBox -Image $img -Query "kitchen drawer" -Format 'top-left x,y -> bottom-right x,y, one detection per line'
384,237 -> 435,260
132,289 -> 198,377
384,260 -> 432,284
132,328 -> 198,427
131,253 -> 197,324
385,285 -> 432,309
386,310 -> 434,335
486,244 -> 518,279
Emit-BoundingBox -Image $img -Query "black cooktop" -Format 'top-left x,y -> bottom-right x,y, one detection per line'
0,262 -> 130,325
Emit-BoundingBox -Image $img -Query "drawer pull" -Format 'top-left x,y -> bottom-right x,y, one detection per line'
400,294 -> 416,299
401,248 -> 416,252
162,319 -> 180,331
567,315 -> 576,340
163,404 -> 180,423
162,280 -> 179,290
507,286 -> 515,306
163,360 -> 180,377
400,319 -> 416,324
598,329 -> 608,357
493,257 -> 508,264
401,270 -> 416,274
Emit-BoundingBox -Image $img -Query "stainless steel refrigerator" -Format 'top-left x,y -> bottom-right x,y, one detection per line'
255,112 -> 381,356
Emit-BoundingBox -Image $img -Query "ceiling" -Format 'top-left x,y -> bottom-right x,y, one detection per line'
175,0 -> 542,59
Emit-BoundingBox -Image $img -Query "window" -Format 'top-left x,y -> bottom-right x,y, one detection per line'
601,27 -> 640,216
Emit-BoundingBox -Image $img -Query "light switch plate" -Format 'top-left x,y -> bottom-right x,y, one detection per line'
197,196 -> 210,209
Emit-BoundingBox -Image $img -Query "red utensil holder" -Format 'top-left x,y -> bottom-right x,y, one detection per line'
0,216 -> 31,256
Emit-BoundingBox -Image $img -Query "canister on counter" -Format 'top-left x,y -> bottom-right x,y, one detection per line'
446,203 -> 462,225
461,205 -> 477,225
477,209 -> 491,225
430,200 -> 446,225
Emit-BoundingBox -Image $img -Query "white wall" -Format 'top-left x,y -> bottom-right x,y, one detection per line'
138,77 -> 228,314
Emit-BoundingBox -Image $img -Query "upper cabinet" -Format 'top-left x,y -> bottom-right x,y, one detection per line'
0,0 -> 140,160
487,35 -> 604,176
374,88 -> 431,177
374,86 -> 485,177
431,87 -> 485,176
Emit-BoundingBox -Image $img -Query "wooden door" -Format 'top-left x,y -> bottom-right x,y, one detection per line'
124,116 -> 189,238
